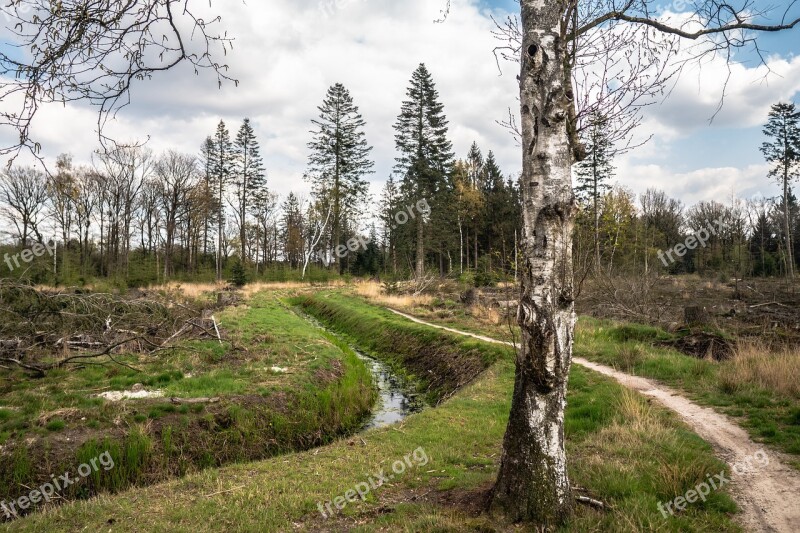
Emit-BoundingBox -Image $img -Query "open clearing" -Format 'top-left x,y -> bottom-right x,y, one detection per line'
2,289 -> 748,532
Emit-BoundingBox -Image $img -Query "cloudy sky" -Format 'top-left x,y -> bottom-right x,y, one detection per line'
6,0 -> 800,209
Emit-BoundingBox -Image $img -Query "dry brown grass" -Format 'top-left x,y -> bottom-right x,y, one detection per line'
147,280 -> 346,300
466,303 -> 502,326
353,280 -> 434,309
594,389 -> 671,452
719,342 -> 800,398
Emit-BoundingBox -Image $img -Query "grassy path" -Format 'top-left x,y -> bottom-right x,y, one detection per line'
387,307 -> 800,533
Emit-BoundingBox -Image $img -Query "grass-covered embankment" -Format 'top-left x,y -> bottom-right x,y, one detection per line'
3,291 -> 741,531
293,291 -> 508,403
0,290 -> 375,518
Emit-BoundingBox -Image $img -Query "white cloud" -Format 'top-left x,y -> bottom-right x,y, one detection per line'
3,0 -> 797,211
10,0 -> 519,202
615,156 -> 779,207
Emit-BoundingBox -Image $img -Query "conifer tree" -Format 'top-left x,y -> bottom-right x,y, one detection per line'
281,193 -> 305,270
761,102 -> 800,279
483,151 -> 516,271
208,120 -> 235,281
575,111 -> 614,268
379,176 -> 401,274
233,118 -> 267,263
306,83 -> 373,272
393,63 -> 454,279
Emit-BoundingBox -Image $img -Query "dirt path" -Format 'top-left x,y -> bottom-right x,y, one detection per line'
386,308 -> 800,533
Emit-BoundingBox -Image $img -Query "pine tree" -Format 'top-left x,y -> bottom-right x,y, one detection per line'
306,83 -> 373,273
393,63 -> 454,279
379,176 -> 401,275
280,193 -> 305,269
466,142 -> 484,189
199,136 -> 220,260
575,111 -> 615,269
208,120 -> 235,281
760,102 -> 800,279
233,118 -> 267,263
483,151 -> 515,272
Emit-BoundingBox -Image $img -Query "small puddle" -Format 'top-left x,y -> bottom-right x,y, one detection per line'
291,306 -> 427,430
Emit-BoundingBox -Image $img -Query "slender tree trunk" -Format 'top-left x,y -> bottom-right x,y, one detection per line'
217,179 -> 224,281
491,0 -> 576,525
415,215 -> 424,279
459,216 -> 464,274
783,169 -> 795,279
593,172 -> 600,269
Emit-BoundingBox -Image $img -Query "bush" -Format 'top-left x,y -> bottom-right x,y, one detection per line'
229,261 -> 247,287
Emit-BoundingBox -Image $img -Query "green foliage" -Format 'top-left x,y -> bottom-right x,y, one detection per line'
229,260 -> 247,287
474,256 -> 495,287
45,419 -> 66,432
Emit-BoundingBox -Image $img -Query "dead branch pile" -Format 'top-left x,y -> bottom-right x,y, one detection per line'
580,272 -> 676,325
0,280 -> 222,375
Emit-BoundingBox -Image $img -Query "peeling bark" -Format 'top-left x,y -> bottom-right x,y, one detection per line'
491,0 -> 577,525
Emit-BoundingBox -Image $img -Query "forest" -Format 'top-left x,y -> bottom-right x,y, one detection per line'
1,76 -> 798,288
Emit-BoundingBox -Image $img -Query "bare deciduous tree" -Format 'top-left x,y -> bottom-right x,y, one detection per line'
156,151 -> 198,279
0,166 -> 48,246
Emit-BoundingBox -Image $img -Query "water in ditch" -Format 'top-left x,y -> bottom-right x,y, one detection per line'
354,349 -> 426,430
291,306 -> 426,430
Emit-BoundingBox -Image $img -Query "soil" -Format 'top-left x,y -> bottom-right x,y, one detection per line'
389,309 -> 800,533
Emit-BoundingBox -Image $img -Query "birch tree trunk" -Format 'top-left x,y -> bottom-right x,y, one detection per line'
491,0 -> 578,525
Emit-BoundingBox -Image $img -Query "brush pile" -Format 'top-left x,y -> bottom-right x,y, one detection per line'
0,280 -> 223,375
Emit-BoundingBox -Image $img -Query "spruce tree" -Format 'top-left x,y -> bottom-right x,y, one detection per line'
208,120 -> 235,281
379,175 -> 401,274
393,63 -> 454,279
281,193 -> 305,270
306,83 -> 373,272
233,118 -> 267,263
575,111 -> 614,268
483,151 -> 515,272
761,102 -> 800,279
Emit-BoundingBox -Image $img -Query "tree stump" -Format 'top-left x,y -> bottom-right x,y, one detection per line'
684,306 -> 710,327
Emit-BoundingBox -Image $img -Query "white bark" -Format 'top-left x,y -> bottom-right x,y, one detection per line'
491,0 -> 577,524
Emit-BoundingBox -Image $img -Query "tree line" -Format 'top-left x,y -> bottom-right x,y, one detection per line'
573,101 -> 800,281
1,80 -> 797,287
0,64 -> 522,287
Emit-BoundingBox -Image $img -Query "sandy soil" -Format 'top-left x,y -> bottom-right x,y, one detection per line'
387,308 -> 800,533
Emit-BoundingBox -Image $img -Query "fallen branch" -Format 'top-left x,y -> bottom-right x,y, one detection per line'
211,315 -> 223,345
170,397 -> 221,405
575,495 -> 607,510
750,301 -> 789,309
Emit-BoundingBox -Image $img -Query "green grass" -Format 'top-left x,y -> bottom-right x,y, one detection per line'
0,290 -> 377,514
574,317 -> 800,462
293,292 -> 507,403
3,292 -> 740,532
384,301 -> 800,466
